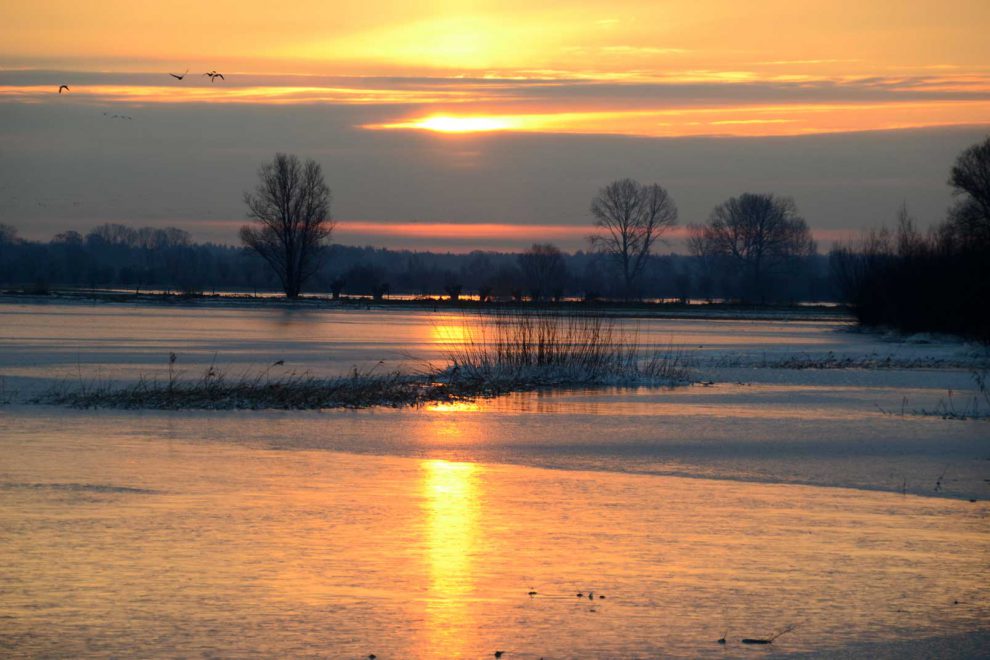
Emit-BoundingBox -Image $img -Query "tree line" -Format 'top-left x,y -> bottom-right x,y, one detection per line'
0,154 -> 825,302
0,222 -> 831,302
3,136 -> 987,339
0,157 -> 830,302
209,152 -> 822,302
830,137 -> 990,341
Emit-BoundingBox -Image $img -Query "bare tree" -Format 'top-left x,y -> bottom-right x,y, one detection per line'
689,193 -> 815,302
589,178 -> 677,299
0,223 -> 18,247
0,224 -> 19,283
240,153 -> 334,298
946,136 -> 990,247
518,243 -> 568,301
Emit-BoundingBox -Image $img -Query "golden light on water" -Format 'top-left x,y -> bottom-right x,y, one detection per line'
432,319 -> 471,345
421,459 -> 481,656
425,401 -> 482,413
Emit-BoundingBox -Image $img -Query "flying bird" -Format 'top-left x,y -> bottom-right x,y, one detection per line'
58,84 -> 69,94
169,69 -> 188,80
203,71 -> 224,83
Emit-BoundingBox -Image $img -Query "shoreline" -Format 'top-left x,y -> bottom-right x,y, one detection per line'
0,288 -> 853,322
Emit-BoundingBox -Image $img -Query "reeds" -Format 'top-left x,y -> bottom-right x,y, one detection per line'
875,368 -> 990,420
36,312 -> 692,410
437,310 -> 690,392
40,365 -> 462,410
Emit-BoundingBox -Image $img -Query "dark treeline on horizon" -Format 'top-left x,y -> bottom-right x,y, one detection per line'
2,135 -> 987,343
831,136 -> 990,341
0,223 -> 832,303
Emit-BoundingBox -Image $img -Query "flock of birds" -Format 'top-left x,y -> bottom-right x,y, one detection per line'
56,69 -> 225,95
56,70 -> 225,123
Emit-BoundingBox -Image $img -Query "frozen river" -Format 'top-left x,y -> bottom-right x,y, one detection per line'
1,300 -> 988,657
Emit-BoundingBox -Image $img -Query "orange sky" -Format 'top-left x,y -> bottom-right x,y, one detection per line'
2,0 -> 989,138
2,1 -> 989,249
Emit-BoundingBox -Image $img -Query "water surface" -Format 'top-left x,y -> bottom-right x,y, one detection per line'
1,301 -> 988,657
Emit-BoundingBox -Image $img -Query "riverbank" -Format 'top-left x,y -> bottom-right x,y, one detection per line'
0,287 -> 851,322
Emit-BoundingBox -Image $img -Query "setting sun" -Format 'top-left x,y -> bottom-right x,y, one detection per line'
3,1 -> 990,656
375,114 -> 522,133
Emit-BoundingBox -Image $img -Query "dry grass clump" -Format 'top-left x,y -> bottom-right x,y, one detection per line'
876,368 -> 990,421
37,312 -> 693,410
437,311 -> 690,392
40,363 -> 462,410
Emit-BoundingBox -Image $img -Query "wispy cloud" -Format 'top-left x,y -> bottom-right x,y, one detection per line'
5,69 -> 988,137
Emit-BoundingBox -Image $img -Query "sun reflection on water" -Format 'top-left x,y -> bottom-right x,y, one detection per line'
420,459 -> 481,657
431,318 -> 471,345
425,401 -> 482,413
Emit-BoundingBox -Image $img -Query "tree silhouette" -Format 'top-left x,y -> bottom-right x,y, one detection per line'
589,178 -> 677,299
0,224 -> 20,283
518,243 -> 568,301
946,135 -> 990,247
240,153 -> 334,299
689,193 -> 815,302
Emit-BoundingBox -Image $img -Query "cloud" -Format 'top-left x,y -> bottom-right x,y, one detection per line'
5,69 -> 989,107
4,70 -> 989,141
1,79 -> 987,251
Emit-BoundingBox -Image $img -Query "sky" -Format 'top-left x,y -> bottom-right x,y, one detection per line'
1,0 -> 989,252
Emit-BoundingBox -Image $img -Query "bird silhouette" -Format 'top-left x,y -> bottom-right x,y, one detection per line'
494,652 -> 505,659
203,71 -> 225,83
58,84 -> 69,94
169,69 -> 188,80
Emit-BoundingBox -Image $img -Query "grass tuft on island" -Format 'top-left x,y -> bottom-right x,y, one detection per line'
437,310 -> 690,393
39,367 -> 459,410
36,312 -> 692,410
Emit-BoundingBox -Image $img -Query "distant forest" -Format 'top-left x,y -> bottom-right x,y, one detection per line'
0,223 -> 834,303
2,134 -> 987,343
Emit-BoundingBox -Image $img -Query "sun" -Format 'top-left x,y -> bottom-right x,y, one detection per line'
371,114 -> 521,134
417,115 -> 514,132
